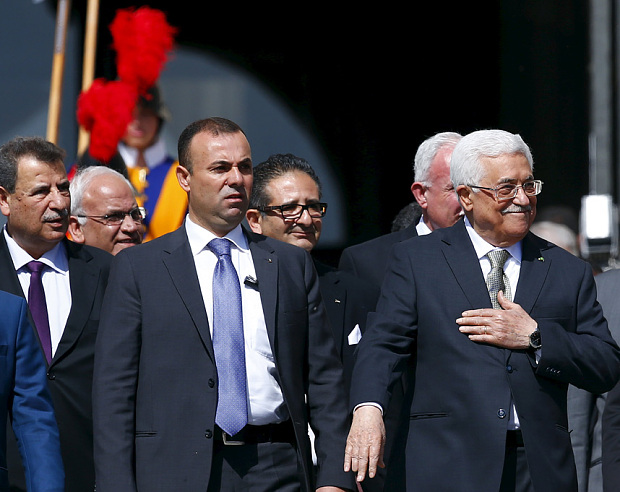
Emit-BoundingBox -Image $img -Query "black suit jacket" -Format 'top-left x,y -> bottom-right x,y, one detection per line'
350,220 -> 620,491
0,235 -> 112,492
92,225 -> 354,492
339,223 -> 418,290
314,259 -> 379,394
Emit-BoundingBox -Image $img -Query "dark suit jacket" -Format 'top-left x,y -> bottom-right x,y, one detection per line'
339,223 -> 418,290
350,220 -> 620,492
0,236 -> 112,492
569,267 -> 620,492
599,269 -> 620,491
92,226 -> 354,492
0,290 -> 64,491
314,259 -> 379,390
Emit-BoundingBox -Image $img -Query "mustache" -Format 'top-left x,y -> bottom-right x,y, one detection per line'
501,204 -> 532,215
42,209 -> 69,221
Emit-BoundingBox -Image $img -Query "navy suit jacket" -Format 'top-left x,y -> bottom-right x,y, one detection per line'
350,219 -> 620,492
92,225 -> 354,491
0,236 -> 112,492
0,290 -> 64,491
314,259 -> 379,390
339,223 -> 418,290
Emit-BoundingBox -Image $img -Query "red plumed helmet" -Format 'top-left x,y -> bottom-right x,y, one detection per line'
110,7 -> 177,95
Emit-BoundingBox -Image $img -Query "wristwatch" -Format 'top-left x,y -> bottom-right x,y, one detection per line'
529,328 -> 542,350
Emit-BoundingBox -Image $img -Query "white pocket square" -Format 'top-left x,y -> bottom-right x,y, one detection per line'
348,324 -> 362,345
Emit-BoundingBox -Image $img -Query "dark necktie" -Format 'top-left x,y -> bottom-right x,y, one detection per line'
486,249 -> 511,309
26,260 -> 52,363
208,238 -> 248,436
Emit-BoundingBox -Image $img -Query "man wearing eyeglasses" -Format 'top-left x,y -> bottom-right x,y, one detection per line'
246,154 -> 379,392
68,166 -> 145,255
344,129 -> 620,492
0,136 -> 111,491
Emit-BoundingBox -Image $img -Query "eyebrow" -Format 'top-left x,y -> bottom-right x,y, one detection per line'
496,175 -> 534,185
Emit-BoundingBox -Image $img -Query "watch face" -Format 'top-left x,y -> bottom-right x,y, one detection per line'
530,330 -> 542,349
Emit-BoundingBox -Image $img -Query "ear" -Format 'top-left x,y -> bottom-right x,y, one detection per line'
67,216 -> 85,244
411,182 -> 428,209
245,209 -> 263,234
456,184 -> 473,212
0,186 -> 10,218
176,165 -> 191,193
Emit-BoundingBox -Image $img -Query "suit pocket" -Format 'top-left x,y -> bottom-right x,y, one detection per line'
410,412 -> 449,420
135,431 -> 157,437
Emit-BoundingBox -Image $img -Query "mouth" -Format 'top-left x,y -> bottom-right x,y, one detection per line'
501,205 -> 532,215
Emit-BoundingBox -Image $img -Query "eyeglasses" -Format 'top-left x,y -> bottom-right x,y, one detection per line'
77,207 -> 147,226
256,202 -> 328,219
468,180 -> 543,201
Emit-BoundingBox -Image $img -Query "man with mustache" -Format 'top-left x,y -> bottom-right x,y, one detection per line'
246,153 -> 379,391
0,136 -> 112,491
68,166 -> 144,255
344,129 -> 620,491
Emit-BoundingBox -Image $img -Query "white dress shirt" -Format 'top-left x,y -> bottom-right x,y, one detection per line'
185,217 -> 287,425
4,228 -> 71,357
118,139 -> 167,169
464,217 -> 525,429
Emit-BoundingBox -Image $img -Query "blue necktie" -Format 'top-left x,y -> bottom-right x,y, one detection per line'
208,238 -> 248,436
26,261 -> 52,364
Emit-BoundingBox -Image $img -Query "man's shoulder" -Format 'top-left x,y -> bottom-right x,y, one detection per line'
64,239 -> 113,266
341,224 -> 418,258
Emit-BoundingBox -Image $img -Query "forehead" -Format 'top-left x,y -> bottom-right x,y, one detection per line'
83,175 -> 136,203
16,156 -> 66,185
480,153 -> 532,182
190,131 -> 251,164
267,172 -> 320,202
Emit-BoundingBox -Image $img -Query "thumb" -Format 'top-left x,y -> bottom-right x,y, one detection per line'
497,290 -> 513,308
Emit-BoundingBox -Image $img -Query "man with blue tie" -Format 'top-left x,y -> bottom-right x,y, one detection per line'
92,117 -> 355,491
344,129 -> 620,491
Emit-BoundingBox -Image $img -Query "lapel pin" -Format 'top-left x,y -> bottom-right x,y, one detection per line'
334,299 -> 341,304
538,256 -> 544,262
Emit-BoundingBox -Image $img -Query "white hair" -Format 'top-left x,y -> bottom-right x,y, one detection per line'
413,132 -> 462,185
70,166 -> 136,225
450,129 -> 534,189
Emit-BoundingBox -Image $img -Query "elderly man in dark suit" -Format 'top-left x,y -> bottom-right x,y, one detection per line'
344,129 -> 620,492
92,118 -> 354,492
0,136 -> 112,491
338,131 -> 463,289
0,290 -> 64,491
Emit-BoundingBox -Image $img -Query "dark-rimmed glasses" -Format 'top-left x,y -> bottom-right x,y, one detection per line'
256,202 -> 328,220
77,207 -> 147,226
468,180 -> 543,201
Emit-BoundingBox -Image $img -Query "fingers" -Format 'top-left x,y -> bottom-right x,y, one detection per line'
344,406 -> 385,482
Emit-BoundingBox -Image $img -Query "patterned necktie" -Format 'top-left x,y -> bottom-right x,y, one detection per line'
208,238 -> 248,436
486,249 -> 512,309
26,261 -> 52,363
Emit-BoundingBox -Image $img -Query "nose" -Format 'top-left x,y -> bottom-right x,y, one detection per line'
513,186 -> 531,205
226,166 -> 243,187
49,188 -> 69,209
295,208 -> 314,226
120,214 -> 140,232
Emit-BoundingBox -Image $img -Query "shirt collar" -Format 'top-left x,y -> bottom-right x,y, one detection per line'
3,226 -> 69,274
118,139 -> 168,170
185,215 -> 249,256
415,215 -> 433,236
464,217 -> 522,263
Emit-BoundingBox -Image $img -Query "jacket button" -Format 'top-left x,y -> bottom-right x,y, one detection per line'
506,365 -> 513,373
205,429 -> 213,439
47,372 -> 55,380
208,378 -> 215,388
498,409 -> 507,419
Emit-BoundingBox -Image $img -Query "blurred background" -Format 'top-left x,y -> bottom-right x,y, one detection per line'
3,0 -> 619,268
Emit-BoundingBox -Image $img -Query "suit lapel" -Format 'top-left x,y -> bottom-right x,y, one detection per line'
513,232 -> 551,313
161,228 -> 214,361
54,240 -> 100,363
247,232 -> 278,349
0,234 -> 26,297
441,221 -> 493,309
